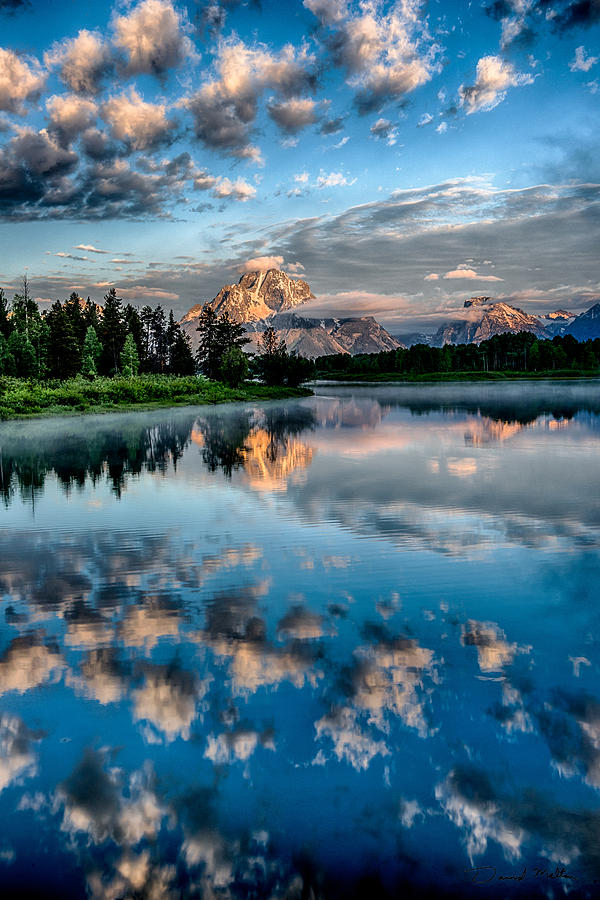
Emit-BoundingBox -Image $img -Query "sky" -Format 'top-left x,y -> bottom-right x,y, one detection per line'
0,0 -> 598,332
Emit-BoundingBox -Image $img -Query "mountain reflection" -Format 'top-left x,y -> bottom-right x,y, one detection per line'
1,384 -> 600,898
0,403 -> 317,504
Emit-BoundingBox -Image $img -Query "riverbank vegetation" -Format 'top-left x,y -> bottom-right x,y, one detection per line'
315,332 -> 600,380
0,375 -> 311,420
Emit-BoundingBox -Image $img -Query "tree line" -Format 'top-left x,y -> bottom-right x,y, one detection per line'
0,280 -> 196,380
315,331 -> 600,377
0,279 -> 315,387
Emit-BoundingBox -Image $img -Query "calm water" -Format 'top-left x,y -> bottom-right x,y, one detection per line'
1,382 -> 599,899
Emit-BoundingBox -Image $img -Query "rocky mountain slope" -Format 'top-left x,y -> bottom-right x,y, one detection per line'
180,269 -> 400,356
566,303 -> 600,341
245,313 -> 402,356
431,298 -> 549,347
214,269 -> 314,322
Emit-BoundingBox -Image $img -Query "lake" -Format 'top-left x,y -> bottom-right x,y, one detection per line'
1,381 -> 599,899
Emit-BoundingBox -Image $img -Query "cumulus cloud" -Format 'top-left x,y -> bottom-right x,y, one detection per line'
570,45 -> 598,72
304,0 -> 439,114
46,94 -> 97,145
370,117 -> 398,144
319,115 -> 346,135
181,38 -> 317,159
267,97 -> 319,134
488,0 -> 600,45
241,255 -> 284,272
459,56 -> 533,114
101,89 -> 175,150
0,48 -> 46,114
0,126 -> 79,217
45,30 -> 113,95
112,0 -> 195,77
212,176 -> 256,201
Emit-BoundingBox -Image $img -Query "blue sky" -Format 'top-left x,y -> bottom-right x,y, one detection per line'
0,0 -> 598,329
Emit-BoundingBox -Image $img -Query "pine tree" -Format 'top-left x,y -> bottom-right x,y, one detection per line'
195,306 -> 221,379
81,326 -> 103,378
99,288 -> 126,374
120,333 -> 139,376
124,304 -> 144,367
46,301 -> 81,378
255,326 -> 288,385
82,297 -> 99,332
0,334 -> 16,375
151,305 -> 168,372
170,329 -> 196,375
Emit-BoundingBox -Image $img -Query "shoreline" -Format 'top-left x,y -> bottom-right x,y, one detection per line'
0,376 -> 313,421
314,370 -> 600,383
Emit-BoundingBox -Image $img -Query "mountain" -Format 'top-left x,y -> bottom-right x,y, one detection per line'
180,269 -> 401,356
537,309 -> 577,336
392,332 -> 433,348
431,299 -> 549,347
245,313 -> 403,356
213,269 -> 314,322
566,303 -> 600,341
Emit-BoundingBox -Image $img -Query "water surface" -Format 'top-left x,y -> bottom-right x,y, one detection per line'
1,381 -> 599,898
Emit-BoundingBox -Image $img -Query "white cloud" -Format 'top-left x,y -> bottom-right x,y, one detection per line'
316,171 -> 350,188
0,48 -> 46,114
304,0 -> 439,114
46,94 -> 97,143
45,30 -> 112,95
181,38 -> 316,159
443,267 -> 503,282
294,171 -> 310,183
241,255 -> 284,272
112,0 -> 195,76
459,56 -> 533,114
212,176 -> 256,201
436,121 -> 447,134
76,244 -> 108,254
102,89 -> 174,150
569,46 -> 598,73
370,117 -> 396,142
267,97 -> 319,134
417,112 -> 433,127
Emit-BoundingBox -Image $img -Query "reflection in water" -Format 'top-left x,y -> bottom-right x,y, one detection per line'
0,382 -> 599,897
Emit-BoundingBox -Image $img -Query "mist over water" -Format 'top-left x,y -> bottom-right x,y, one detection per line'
1,381 -> 599,898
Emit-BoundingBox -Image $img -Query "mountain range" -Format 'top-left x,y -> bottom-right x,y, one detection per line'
180,274 -> 600,357
180,269 -> 402,356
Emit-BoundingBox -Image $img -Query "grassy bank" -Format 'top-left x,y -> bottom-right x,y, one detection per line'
0,375 -> 312,420
316,369 -> 600,383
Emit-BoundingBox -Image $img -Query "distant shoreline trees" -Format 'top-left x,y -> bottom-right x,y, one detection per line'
315,331 -> 600,377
